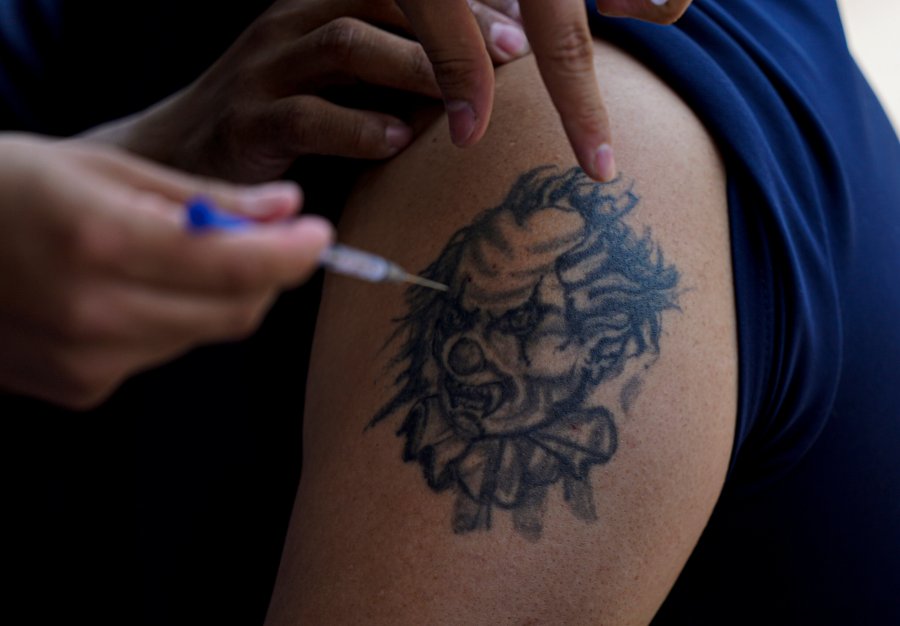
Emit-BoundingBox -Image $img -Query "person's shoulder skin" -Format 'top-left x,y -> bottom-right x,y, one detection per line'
266,39 -> 737,625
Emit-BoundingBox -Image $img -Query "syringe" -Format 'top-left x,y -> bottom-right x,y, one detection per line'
186,198 -> 448,292
318,244 -> 448,291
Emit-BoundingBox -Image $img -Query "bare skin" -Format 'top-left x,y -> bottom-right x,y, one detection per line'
91,0 -> 695,183
6,0 -> 695,409
87,0 -> 528,183
396,0 -> 693,179
1,0 -> 528,409
266,37 -> 735,626
0,136 -> 333,408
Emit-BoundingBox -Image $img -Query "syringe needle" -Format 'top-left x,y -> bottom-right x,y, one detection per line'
319,244 -> 448,292
397,273 -> 449,292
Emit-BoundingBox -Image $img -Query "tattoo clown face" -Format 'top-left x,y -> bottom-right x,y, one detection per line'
371,167 -> 680,540
436,206 -> 594,438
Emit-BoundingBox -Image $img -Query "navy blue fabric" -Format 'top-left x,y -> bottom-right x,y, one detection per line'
589,1 -> 900,623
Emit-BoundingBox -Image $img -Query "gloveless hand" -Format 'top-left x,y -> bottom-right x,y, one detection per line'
395,0 -> 693,180
0,134 -> 333,408
88,0 -> 528,183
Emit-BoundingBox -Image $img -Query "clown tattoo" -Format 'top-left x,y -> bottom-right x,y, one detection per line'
371,166 -> 680,541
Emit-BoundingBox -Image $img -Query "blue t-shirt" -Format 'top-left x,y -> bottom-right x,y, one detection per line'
589,1 -> 900,622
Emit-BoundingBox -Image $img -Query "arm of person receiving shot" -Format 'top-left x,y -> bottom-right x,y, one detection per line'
266,35 -> 736,626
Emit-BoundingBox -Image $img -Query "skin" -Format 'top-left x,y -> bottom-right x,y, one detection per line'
266,37 -> 735,625
0,135 -> 332,408
0,0 -> 524,408
395,0 -> 693,180
88,0 -> 528,183
2,0 -> 694,408
92,0 -> 695,183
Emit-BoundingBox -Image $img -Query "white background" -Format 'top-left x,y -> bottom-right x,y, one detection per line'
837,0 -> 900,130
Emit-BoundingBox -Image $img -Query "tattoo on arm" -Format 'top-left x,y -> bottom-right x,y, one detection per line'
370,166 -> 681,541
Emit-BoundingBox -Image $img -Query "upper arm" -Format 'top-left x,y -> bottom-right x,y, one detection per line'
267,40 -> 737,625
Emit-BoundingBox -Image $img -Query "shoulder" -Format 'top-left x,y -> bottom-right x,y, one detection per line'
269,39 -> 738,625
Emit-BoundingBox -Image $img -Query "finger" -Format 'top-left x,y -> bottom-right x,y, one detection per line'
66,282 -> 278,347
0,343 -> 117,410
268,95 -> 415,160
64,141 -> 303,220
466,1 -> 530,64
175,215 -> 335,293
278,18 -> 440,98
65,173 -> 334,294
120,194 -> 335,294
0,324 -> 137,410
347,0 -> 411,31
594,0 -> 691,24
3,282 -> 278,408
395,0 -> 495,147
478,0 -> 523,22
518,0 -> 616,181
265,0 -> 410,36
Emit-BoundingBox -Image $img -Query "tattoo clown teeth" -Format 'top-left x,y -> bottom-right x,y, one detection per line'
444,376 -> 507,416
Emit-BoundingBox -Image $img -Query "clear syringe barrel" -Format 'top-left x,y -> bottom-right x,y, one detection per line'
318,244 -> 392,283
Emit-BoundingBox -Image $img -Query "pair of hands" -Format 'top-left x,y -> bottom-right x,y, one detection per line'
94,0 -> 691,182
398,0 -> 691,179
3,0 -> 691,408
92,0 -> 530,182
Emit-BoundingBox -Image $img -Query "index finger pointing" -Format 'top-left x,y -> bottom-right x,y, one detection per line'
518,0 -> 615,181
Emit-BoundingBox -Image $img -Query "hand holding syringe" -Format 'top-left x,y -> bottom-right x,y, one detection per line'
187,198 -> 448,292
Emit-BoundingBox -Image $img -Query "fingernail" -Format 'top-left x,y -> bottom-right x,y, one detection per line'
241,181 -> 301,215
490,22 -> 529,59
446,100 -> 477,146
650,0 -> 668,5
385,124 -> 413,152
595,144 -> 617,182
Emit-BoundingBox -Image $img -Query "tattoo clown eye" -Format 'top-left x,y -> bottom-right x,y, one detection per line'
493,302 -> 540,336
439,304 -> 475,335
